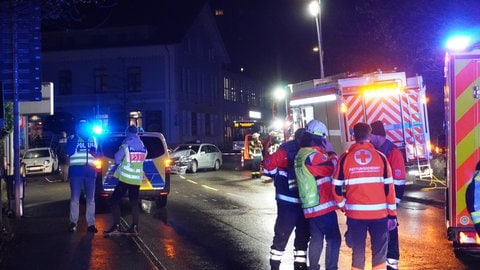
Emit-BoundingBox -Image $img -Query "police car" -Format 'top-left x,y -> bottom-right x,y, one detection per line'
95,131 -> 171,207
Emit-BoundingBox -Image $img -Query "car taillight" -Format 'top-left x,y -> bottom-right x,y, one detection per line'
164,158 -> 172,168
459,231 -> 480,244
94,159 -> 102,170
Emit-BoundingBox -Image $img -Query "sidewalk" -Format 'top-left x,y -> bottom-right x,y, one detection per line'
403,178 -> 446,207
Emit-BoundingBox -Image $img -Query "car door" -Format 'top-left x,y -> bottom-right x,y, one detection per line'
197,144 -> 209,169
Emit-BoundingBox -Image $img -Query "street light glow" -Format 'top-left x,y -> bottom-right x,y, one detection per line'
309,0 -> 324,79
308,1 -> 320,16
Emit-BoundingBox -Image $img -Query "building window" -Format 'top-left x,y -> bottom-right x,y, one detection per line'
205,114 -> 211,136
58,69 -> 72,95
127,66 -> 142,92
223,76 -> 230,100
94,68 -> 108,93
191,112 -> 197,136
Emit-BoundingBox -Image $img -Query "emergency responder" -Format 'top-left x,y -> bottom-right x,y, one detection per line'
262,128 -> 309,270
57,131 -> 69,182
104,125 -> 147,236
370,120 -> 406,270
66,118 -> 98,233
249,133 -> 264,178
295,120 -> 341,270
466,160 -> 480,236
332,122 -> 397,270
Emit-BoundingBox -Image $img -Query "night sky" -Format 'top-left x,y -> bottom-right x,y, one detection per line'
39,0 -> 480,139
212,0 -> 480,138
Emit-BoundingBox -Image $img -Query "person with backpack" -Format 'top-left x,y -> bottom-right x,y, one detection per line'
294,120 -> 341,270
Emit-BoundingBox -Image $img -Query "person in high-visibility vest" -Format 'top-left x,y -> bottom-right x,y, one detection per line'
466,161 -> 480,237
104,125 -> 147,236
294,120 -> 341,270
66,118 -> 98,233
332,122 -> 397,270
249,133 -> 264,178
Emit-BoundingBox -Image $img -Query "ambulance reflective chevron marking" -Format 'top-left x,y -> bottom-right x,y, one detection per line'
444,36 -> 480,257
288,71 -> 432,181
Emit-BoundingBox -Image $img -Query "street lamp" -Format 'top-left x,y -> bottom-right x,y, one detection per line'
274,87 -> 289,119
309,0 -> 324,79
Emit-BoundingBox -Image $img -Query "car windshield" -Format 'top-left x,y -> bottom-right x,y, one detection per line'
174,145 -> 200,153
100,136 -> 166,159
24,149 -> 50,159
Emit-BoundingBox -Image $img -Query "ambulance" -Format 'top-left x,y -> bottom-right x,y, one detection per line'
444,36 -> 480,258
288,71 -> 432,181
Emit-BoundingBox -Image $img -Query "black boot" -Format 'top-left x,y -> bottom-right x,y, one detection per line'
294,262 -> 307,270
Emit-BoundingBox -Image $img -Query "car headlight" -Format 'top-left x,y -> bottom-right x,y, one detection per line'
44,160 -> 51,165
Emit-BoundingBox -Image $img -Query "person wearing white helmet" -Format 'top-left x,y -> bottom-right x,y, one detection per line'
295,119 -> 341,270
249,132 -> 264,178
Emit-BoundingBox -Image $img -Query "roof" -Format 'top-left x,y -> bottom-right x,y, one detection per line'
42,0 -> 209,45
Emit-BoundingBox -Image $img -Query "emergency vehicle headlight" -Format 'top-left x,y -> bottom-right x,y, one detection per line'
458,231 -> 480,245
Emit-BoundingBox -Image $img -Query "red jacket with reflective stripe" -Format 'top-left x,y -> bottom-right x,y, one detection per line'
300,146 -> 338,219
332,141 -> 397,220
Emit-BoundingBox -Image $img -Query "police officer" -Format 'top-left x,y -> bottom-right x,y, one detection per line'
66,118 -> 98,233
263,128 -> 309,270
104,125 -> 147,236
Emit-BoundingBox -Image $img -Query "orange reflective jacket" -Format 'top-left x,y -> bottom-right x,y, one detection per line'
332,141 -> 396,220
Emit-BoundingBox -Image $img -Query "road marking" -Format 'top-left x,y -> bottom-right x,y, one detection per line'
201,185 -> 218,191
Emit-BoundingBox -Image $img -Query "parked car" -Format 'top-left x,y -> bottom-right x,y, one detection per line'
170,143 -> 222,173
21,147 -> 59,176
96,131 -> 171,207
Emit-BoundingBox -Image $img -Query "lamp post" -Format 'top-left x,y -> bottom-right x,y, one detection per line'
309,0 -> 324,79
274,87 -> 288,119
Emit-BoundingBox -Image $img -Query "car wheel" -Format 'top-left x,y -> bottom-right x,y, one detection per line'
189,161 -> 198,173
155,196 -> 167,208
213,160 -> 220,171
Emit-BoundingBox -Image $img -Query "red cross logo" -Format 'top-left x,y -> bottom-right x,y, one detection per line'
354,150 -> 372,165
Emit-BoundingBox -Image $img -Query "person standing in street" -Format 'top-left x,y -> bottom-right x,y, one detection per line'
369,120 -> 406,270
249,133 -> 264,178
103,125 -> 147,236
66,119 -> 98,233
332,122 -> 397,270
262,128 -> 309,270
466,160 -> 480,237
294,120 -> 341,270
57,131 -> 69,182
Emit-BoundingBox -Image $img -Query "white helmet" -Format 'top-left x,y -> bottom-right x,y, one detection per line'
306,120 -> 328,136
252,133 -> 260,139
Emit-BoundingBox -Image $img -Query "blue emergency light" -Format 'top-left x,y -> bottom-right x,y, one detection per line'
92,125 -> 103,135
446,36 -> 472,51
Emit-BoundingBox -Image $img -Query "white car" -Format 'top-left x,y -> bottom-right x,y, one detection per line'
21,147 -> 59,175
170,143 -> 222,173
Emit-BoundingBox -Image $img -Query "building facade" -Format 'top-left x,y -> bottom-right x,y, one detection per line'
40,2 -> 270,149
